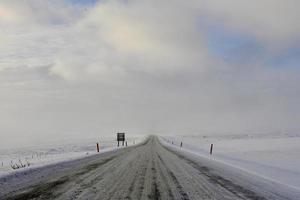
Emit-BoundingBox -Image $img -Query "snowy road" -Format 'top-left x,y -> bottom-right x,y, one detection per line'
1,136 -> 298,200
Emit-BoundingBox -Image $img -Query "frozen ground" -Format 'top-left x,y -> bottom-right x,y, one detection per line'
1,136 -> 299,200
161,132 -> 300,190
0,136 -> 144,178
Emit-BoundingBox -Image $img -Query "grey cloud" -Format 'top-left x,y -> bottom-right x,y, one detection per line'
200,0 -> 300,47
0,0 -> 299,148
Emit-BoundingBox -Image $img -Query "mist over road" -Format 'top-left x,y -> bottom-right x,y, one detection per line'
1,136 -> 296,200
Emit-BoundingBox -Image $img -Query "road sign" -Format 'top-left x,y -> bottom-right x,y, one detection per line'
117,133 -> 125,146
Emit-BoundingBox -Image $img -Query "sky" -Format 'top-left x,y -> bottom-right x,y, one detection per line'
0,0 -> 300,148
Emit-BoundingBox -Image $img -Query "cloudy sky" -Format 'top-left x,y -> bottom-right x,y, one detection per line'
0,0 -> 300,148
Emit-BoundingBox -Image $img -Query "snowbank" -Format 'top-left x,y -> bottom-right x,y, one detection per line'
0,136 -> 145,177
161,132 -> 300,190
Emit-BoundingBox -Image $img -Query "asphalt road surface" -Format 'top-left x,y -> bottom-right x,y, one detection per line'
1,136 -> 296,200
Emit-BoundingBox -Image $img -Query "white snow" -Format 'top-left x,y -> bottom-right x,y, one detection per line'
161,132 -> 300,191
1,136 -> 300,199
0,136 -> 145,178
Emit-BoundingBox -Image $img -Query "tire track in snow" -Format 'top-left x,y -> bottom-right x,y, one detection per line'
163,146 -> 267,200
157,154 -> 189,200
155,154 -> 175,199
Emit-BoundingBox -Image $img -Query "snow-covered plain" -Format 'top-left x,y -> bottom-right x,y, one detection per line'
161,132 -> 300,190
0,136 -> 145,177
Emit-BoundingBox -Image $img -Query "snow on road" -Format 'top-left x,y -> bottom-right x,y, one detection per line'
0,136 -> 144,178
1,136 -> 299,200
161,133 -> 300,190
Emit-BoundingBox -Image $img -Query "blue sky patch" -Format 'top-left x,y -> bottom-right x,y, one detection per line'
205,23 -> 265,63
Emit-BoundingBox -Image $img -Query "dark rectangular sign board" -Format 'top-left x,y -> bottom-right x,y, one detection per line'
117,133 -> 125,141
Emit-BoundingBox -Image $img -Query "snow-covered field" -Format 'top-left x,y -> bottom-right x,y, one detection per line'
2,136 -> 299,199
161,132 -> 300,190
0,135 -> 145,177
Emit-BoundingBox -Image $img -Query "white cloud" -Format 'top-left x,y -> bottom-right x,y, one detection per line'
0,0 -> 82,26
49,0 -> 212,79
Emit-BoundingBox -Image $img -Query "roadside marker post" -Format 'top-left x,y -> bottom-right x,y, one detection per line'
210,144 -> 213,155
96,143 -> 100,152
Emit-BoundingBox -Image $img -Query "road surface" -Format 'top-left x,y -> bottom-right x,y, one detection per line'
1,136 -> 297,200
